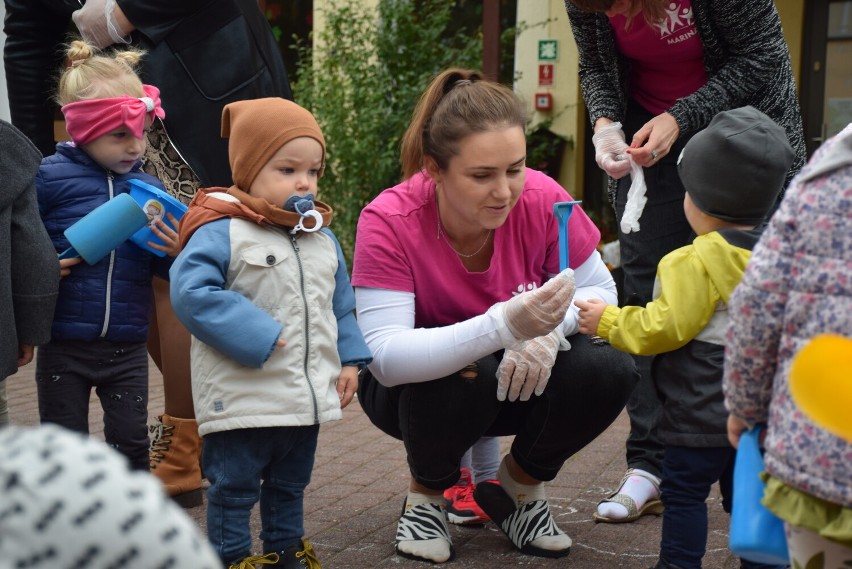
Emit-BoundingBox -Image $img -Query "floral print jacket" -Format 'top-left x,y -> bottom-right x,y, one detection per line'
723,124 -> 852,508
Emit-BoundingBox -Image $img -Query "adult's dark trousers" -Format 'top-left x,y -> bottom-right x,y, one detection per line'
36,339 -> 150,470
658,445 -> 787,569
615,99 -> 695,478
357,334 -> 637,490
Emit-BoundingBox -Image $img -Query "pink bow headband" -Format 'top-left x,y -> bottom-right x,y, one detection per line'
61,84 -> 166,145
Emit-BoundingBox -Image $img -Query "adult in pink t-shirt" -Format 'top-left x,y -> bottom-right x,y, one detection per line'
566,0 -> 805,528
351,68 -> 637,564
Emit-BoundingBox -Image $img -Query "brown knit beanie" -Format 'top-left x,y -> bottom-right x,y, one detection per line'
221,97 -> 326,191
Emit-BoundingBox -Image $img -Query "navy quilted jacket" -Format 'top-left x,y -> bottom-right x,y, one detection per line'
36,143 -> 172,343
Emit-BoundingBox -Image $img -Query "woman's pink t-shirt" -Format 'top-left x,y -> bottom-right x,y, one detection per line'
610,0 -> 707,115
352,168 -> 600,328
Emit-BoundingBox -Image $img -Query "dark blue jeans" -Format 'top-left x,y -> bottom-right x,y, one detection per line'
35,339 -> 149,470
659,446 -> 787,569
616,100 -> 695,478
204,425 -> 320,565
357,334 -> 637,490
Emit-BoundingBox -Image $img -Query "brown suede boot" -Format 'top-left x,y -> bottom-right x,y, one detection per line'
149,414 -> 204,508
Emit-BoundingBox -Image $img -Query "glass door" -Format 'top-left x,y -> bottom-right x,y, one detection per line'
823,2 -> 852,140
802,0 -> 852,155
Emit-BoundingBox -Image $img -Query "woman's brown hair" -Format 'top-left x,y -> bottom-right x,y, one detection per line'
568,0 -> 667,28
399,68 -> 528,180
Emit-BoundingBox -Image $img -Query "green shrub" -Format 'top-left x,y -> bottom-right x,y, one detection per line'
292,0 -> 482,265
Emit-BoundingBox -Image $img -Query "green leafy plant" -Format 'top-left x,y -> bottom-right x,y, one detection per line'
525,118 -> 572,180
292,0 -> 482,264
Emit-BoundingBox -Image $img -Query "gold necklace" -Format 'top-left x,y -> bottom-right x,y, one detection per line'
436,209 -> 492,258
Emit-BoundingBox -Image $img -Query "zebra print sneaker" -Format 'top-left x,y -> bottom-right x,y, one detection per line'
474,481 -> 571,558
395,498 -> 455,563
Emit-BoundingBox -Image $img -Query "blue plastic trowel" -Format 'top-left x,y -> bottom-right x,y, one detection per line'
553,200 -> 581,271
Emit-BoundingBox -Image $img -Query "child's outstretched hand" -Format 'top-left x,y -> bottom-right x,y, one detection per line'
336,365 -> 359,409
574,298 -> 607,335
148,212 -> 181,257
59,256 -> 82,278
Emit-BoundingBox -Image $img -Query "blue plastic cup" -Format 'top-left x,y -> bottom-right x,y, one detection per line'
128,179 -> 188,257
60,193 -> 150,265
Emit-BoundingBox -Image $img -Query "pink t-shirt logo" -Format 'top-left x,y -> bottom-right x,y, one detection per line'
653,2 -> 696,41
512,282 -> 539,296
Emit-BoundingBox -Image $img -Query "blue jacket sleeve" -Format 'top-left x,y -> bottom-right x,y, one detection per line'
324,228 -> 373,367
169,219 -> 282,368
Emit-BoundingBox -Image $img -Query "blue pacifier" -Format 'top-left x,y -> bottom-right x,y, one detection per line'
283,194 -> 323,234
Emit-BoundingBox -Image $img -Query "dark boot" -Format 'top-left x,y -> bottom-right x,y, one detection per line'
149,414 -> 203,508
267,539 -> 321,568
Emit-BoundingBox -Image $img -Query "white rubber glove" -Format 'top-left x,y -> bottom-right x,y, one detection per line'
619,158 -> 648,234
496,268 -> 576,342
496,329 -> 570,402
592,122 -> 632,180
72,0 -> 130,48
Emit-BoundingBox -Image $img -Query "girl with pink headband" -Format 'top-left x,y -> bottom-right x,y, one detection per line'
34,40 -> 180,475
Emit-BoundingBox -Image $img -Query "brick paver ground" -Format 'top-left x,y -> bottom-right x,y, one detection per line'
7,358 -> 742,568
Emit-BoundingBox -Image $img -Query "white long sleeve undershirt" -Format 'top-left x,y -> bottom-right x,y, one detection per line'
355,251 -> 617,387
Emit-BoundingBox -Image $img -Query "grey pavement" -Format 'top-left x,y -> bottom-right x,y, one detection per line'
7,358 -> 741,568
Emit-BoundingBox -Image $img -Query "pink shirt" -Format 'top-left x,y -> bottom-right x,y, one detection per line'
610,0 -> 707,115
352,168 -> 600,328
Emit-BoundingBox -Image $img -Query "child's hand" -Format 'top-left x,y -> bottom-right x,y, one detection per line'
17,343 -> 35,367
59,256 -> 82,278
275,338 -> 287,349
336,365 -> 359,409
726,414 -> 749,449
574,298 -> 607,335
147,213 -> 181,257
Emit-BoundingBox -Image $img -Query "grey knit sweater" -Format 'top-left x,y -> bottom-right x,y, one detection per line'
565,0 -> 806,199
0,120 -> 59,380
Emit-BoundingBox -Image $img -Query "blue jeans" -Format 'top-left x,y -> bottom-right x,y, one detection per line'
204,425 -> 320,564
659,446 -> 787,569
616,100 -> 696,478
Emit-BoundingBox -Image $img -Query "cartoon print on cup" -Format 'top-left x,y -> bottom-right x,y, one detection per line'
143,199 -> 164,227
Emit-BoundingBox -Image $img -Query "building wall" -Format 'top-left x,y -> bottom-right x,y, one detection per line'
776,0 -> 804,84
515,2 -> 584,196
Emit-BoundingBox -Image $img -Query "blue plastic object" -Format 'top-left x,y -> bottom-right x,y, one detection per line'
128,179 -> 188,256
553,201 -> 581,271
729,426 -> 789,565
60,193 -> 149,265
284,193 -> 315,213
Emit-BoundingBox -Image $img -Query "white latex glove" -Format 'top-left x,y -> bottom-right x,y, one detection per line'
72,0 -> 130,48
592,122 -> 632,180
619,158 -> 648,234
496,330 -> 570,402
496,268 -> 576,342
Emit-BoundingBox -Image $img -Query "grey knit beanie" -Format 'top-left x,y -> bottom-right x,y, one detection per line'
677,106 -> 795,224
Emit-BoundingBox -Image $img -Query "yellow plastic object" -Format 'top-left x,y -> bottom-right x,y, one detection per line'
789,334 -> 852,441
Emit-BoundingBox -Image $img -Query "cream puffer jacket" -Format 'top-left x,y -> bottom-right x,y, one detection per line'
171,200 -> 371,437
